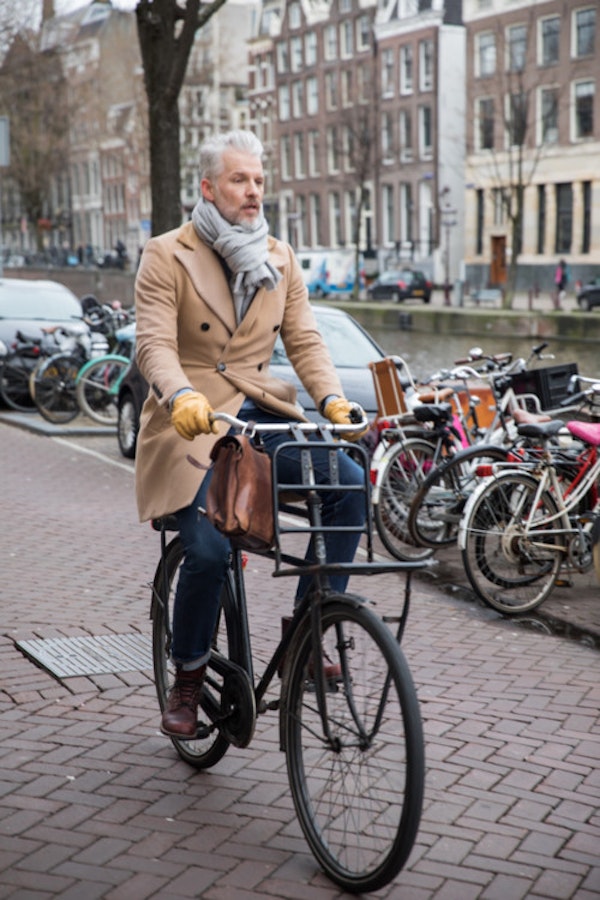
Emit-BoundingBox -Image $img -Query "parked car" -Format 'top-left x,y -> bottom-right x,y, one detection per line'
367,269 -> 432,303
576,276 -> 600,311
0,277 -> 89,350
117,305 -> 385,458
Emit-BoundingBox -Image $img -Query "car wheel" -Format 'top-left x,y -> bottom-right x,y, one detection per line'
118,391 -> 139,459
423,294 -> 431,304
391,290 -> 401,303
580,297 -> 592,312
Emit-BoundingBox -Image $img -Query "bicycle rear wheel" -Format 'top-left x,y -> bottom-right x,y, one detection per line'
408,444 -> 509,549
32,353 -> 80,423
374,437 -> 436,561
0,353 -> 37,411
76,355 -> 129,424
284,596 -> 424,893
460,470 -> 564,613
151,536 -> 235,768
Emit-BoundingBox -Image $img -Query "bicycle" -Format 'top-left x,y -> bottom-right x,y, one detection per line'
458,382 -> 600,614
151,413 -> 426,893
74,320 -> 135,424
370,344 -> 555,562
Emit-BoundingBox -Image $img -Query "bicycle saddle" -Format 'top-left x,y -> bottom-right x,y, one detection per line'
413,403 -> 453,425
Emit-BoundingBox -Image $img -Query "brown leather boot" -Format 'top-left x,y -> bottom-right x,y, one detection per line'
160,665 -> 206,739
279,616 -> 342,680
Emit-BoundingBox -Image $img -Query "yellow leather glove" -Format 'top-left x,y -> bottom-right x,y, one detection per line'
171,391 -> 219,440
323,397 -> 369,442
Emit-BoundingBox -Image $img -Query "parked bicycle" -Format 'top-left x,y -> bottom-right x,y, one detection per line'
151,413 -> 426,893
458,380 -> 600,614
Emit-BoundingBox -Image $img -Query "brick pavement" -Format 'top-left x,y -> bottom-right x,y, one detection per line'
1,423 -> 599,900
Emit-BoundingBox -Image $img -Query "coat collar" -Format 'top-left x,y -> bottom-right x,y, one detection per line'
173,221 -> 288,335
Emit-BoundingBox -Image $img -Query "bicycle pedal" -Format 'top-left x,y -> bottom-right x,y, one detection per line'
554,576 -> 574,588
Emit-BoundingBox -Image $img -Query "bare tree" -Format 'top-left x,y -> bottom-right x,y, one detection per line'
472,7 -> 565,308
135,0 -> 229,236
0,32 -> 69,252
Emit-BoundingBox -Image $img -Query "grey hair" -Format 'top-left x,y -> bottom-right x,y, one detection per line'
200,130 -> 264,181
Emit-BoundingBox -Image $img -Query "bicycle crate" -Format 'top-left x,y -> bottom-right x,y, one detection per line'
508,363 -> 579,411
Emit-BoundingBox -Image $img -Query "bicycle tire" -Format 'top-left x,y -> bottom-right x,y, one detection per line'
459,470 -> 564,614
0,354 -> 37,411
408,444 -> 509,549
32,353 -> 80,424
373,437 -> 437,561
151,536 -> 234,769
284,595 -> 424,893
76,354 -> 129,424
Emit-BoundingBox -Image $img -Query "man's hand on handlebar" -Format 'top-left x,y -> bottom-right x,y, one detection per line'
171,391 -> 220,440
324,398 -> 369,442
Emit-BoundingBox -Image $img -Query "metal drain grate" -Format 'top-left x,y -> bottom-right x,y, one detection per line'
17,633 -> 153,679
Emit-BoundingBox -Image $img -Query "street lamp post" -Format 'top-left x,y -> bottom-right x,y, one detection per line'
440,188 -> 457,307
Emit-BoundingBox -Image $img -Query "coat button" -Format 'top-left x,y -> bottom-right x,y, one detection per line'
273,324 -> 280,331
201,322 -> 210,331
257,363 -> 263,371
217,362 -> 226,372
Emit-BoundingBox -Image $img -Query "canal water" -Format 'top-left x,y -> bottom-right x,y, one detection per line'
366,326 -> 599,385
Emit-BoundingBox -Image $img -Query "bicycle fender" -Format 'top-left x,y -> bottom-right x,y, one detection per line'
75,353 -> 131,383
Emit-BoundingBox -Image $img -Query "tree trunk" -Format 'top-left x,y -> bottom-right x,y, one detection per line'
148,98 -> 182,236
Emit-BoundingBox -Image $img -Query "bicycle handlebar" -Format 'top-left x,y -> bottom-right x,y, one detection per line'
210,410 -> 368,436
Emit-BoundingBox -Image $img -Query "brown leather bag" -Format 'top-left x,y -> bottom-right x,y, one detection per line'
205,434 -> 274,551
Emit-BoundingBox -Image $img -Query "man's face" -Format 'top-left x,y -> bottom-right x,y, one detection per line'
201,148 -> 265,227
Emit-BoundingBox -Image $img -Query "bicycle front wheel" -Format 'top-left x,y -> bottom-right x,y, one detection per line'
151,536 -> 235,769
284,596 -> 424,893
374,437 -> 436,561
460,470 -> 564,614
408,444 -> 509,549
32,353 -> 80,423
76,355 -> 129,424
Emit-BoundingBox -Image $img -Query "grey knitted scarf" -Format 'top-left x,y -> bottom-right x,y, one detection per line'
191,196 -> 282,323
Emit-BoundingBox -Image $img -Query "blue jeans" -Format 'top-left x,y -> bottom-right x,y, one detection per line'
171,405 -> 367,666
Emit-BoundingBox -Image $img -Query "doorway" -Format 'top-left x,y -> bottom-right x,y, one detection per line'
490,235 -> 507,285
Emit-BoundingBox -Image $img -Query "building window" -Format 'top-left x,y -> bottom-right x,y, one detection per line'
539,16 -> 560,66
340,20 -> 353,58
476,189 -> 484,255
582,181 -> 591,253
330,192 -> 342,245
343,126 -> 355,171
327,126 -> 340,172
310,193 -> 322,245
305,31 -> 317,66
399,110 -> 412,161
306,76 -> 318,115
289,1 -> 301,29
357,14 -> 371,51
555,182 -> 572,253
341,69 -> 353,106
325,24 -> 337,60
292,80 -> 303,118
419,39 -> 434,91
507,24 -> 527,72
400,45 -> 413,94
281,136 -> 291,180
476,31 -> 496,76
539,87 -> 559,144
573,80 -> 594,138
278,84 -> 290,120
345,190 -> 356,243
294,132 -> 305,177
508,91 -> 527,146
399,182 -> 412,244
325,72 -> 338,110
418,105 -> 432,158
381,112 -> 394,161
358,63 -> 371,103
477,97 -> 494,149
276,41 -> 288,73
537,185 -> 546,254
382,48 -> 394,96
382,184 -> 394,245
574,7 -> 596,57
290,36 -> 303,72
493,187 -> 504,226
308,130 -> 319,175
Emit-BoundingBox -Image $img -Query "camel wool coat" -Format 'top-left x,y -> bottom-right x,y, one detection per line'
134,220 -> 344,522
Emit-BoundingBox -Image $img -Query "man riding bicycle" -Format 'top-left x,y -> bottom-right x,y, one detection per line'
134,129 -> 367,739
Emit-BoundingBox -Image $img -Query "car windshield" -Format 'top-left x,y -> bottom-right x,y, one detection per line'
0,282 -> 82,320
271,310 -> 380,368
